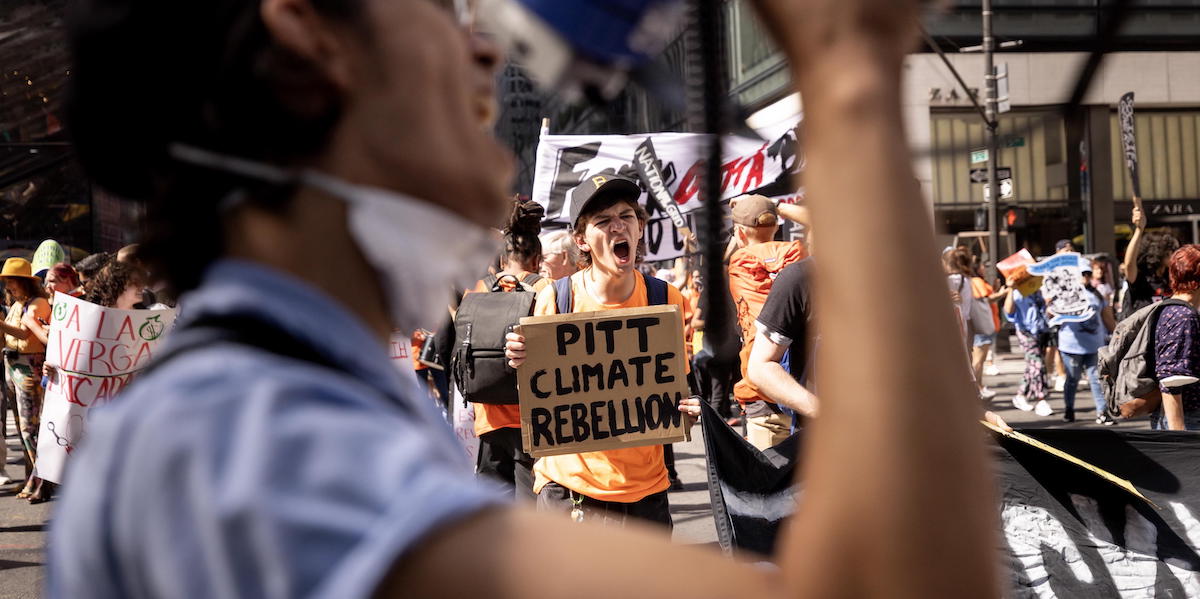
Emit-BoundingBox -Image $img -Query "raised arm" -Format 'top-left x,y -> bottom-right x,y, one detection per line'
1123,197 -> 1146,284
390,1 -> 996,598
758,0 -> 998,595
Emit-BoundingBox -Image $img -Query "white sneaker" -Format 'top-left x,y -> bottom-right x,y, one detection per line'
984,364 -> 1000,376
0,469 -> 12,486
1012,395 -> 1034,411
980,387 -> 997,400
1054,376 -> 1066,392
1034,399 -> 1053,417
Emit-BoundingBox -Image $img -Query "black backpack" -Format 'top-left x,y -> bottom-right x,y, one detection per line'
1099,298 -> 1196,419
452,273 -> 543,404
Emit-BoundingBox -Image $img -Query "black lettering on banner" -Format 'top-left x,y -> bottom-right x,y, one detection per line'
658,392 -> 680,429
628,355 -> 652,386
644,394 -> 661,430
555,368 -> 573,396
607,400 -> 625,437
580,363 -> 605,392
654,352 -> 676,384
607,359 -> 630,388
553,404 -> 571,445
635,396 -> 648,433
531,370 -> 552,399
584,322 -> 595,355
556,324 -> 580,356
596,320 -> 622,354
570,403 -> 591,442
571,365 -> 581,393
624,400 -> 643,434
531,408 -> 554,446
626,318 -> 658,352
591,401 -> 610,440
647,219 -> 665,255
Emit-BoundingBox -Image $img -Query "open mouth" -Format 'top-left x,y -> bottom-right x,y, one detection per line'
613,240 -> 631,264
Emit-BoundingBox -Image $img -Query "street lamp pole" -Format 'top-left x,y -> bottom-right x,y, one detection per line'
984,0 -> 1001,281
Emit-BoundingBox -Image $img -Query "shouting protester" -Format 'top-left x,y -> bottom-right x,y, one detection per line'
727,195 -> 808,449
50,0 -> 998,597
504,176 -> 689,527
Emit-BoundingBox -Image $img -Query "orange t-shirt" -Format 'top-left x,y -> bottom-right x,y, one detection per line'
727,240 -> 807,405
679,286 -> 698,360
531,269 -> 687,503
468,272 -> 551,437
970,277 -> 1001,331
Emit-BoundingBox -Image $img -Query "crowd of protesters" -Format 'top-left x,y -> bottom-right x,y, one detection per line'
0,243 -> 171,503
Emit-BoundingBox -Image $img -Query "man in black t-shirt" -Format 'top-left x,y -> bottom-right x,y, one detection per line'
746,258 -> 820,416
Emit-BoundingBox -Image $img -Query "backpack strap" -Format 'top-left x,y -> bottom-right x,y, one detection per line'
642,272 -> 669,306
519,273 -> 543,292
142,314 -> 343,379
483,274 -> 499,291
554,276 -> 573,314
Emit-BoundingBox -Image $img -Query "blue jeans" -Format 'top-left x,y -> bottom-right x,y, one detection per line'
1060,351 -> 1104,415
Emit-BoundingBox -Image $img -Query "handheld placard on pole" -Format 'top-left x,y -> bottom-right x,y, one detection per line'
634,137 -> 697,253
1118,92 -> 1140,199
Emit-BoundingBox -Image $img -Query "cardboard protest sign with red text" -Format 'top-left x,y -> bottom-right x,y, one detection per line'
516,305 -> 690,458
35,293 -> 176,483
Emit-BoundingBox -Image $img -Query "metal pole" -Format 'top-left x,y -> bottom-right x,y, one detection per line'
984,0 -> 1000,281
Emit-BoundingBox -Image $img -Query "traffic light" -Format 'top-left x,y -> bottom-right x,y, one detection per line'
1004,206 -> 1027,229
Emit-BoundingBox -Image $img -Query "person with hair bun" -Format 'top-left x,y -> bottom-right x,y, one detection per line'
1151,244 -> 1200,430
467,197 -> 550,499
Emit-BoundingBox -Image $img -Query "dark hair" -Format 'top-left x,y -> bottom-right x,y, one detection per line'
503,199 -> 544,272
83,261 -> 147,308
48,263 -> 82,290
1136,231 -> 1180,281
4,277 -> 49,305
572,195 -> 649,268
75,252 -> 113,281
67,0 -> 365,294
1169,245 -> 1200,294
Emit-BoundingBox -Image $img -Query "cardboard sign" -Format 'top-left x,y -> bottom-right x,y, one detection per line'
517,305 -> 690,458
35,293 -> 177,483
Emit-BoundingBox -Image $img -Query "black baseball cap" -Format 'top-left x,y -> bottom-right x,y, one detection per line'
568,175 -> 641,230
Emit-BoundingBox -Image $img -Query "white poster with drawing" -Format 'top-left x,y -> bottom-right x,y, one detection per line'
1027,253 -> 1095,325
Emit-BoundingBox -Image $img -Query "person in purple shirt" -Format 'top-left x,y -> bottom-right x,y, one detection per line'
1153,245 -> 1200,431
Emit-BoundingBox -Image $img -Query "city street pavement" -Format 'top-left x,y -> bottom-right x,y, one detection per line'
0,415 -> 50,599
0,337 -> 1150,597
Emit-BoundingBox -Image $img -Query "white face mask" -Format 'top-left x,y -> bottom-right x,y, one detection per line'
170,144 -> 500,333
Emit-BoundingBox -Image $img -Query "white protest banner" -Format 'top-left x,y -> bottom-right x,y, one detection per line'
35,293 -> 177,483
516,305 -> 690,458
1026,252 -> 1094,325
532,128 -> 804,260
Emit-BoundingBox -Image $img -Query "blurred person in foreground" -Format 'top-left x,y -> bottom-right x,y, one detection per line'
49,0 -> 998,598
